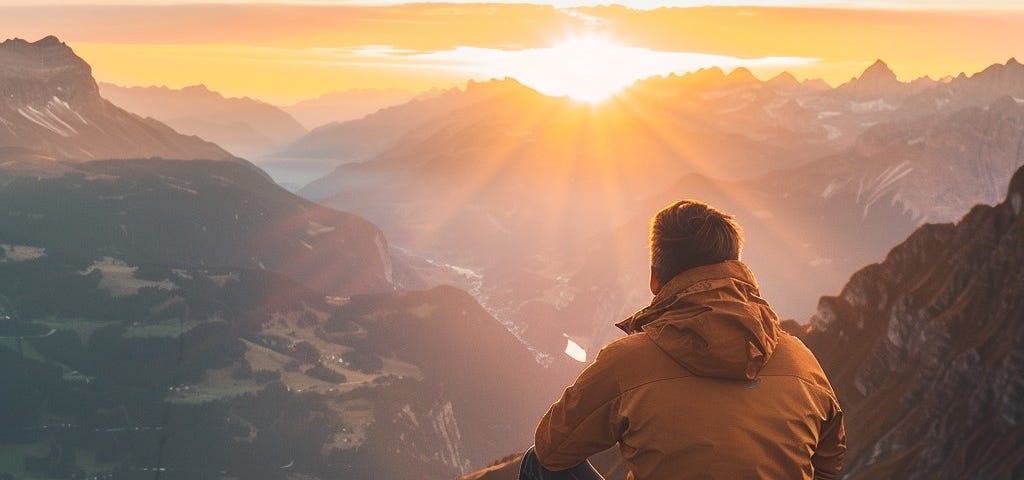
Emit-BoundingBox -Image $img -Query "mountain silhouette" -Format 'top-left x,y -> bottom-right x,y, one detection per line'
99,82 -> 307,159
284,88 -> 424,130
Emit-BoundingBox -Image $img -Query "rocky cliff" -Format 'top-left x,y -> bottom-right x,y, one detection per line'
802,165 -> 1024,479
0,36 -> 236,162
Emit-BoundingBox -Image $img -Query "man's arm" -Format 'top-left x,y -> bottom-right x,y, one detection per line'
534,344 -> 626,471
811,406 -> 846,480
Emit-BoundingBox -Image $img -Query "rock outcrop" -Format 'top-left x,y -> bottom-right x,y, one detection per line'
804,165 -> 1024,479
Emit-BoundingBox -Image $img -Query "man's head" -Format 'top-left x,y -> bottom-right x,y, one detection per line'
649,200 -> 743,294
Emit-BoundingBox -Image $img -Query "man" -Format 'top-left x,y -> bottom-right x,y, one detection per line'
520,200 -> 845,480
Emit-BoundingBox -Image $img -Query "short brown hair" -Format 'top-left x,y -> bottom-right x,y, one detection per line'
650,200 -> 743,285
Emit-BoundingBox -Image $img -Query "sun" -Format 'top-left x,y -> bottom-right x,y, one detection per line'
504,36 -> 651,103
436,36 -> 814,104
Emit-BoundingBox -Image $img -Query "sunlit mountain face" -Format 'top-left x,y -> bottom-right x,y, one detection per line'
2,3 -> 1024,480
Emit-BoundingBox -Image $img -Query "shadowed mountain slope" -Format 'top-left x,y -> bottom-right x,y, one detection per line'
0,252 -> 558,479
0,157 -> 393,297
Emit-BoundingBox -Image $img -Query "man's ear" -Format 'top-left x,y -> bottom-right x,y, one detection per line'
650,267 -> 662,295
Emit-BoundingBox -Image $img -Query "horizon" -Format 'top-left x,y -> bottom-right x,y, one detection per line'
89,57 -> 1022,107
1,2 -> 1021,104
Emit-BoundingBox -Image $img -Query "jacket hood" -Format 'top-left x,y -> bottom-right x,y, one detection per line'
616,261 -> 781,380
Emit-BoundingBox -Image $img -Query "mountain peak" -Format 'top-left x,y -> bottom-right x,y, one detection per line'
182,84 -> 213,93
694,66 -> 725,78
835,59 -> 901,98
0,35 -> 96,105
868,58 -> 889,69
766,71 -> 801,90
464,77 -> 537,97
35,35 -> 64,47
675,66 -> 727,88
860,59 -> 898,82
726,66 -> 759,84
801,78 -> 832,91
0,35 -> 72,53
1008,57 -> 1020,67
180,84 -> 226,100
0,37 -> 236,162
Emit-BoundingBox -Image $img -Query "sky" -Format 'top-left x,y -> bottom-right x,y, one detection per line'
1,1 -> 1022,104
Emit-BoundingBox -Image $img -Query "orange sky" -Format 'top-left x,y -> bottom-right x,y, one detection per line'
1,3 -> 1021,104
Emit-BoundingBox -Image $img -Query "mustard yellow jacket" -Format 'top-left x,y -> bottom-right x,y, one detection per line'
535,261 -> 845,479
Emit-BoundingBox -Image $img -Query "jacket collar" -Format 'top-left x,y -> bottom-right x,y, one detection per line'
616,260 -> 760,334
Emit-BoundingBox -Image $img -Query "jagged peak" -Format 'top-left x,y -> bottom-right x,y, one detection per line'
859,59 -> 898,81
0,35 -> 82,67
181,84 -> 213,93
867,58 -> 890,69
674,66 -> 727,87
835,59 -> 901,94
465,77 -> 527,92
1,35 -> 69,50
967,58 -> 1024,83
0,35 -> 93,90
460,77 -> 551,101
180,84 -> 227,99
692,66 -> 725,78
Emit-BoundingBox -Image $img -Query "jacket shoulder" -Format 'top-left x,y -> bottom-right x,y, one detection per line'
762,333 -> 839,403
595,333 -> 696,392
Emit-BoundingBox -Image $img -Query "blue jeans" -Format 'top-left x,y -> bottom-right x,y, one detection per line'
519,446 -> 605,480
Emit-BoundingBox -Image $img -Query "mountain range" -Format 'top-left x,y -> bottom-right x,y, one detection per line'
284,57 -> 1024,364
99,82 -> 308,160
283,88 -> 424,130
0,37 -> 235,163
3,33 -> 1024,480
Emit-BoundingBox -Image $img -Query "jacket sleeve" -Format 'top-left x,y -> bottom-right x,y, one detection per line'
533,344 -> 625,470
812,405 -> 846,480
